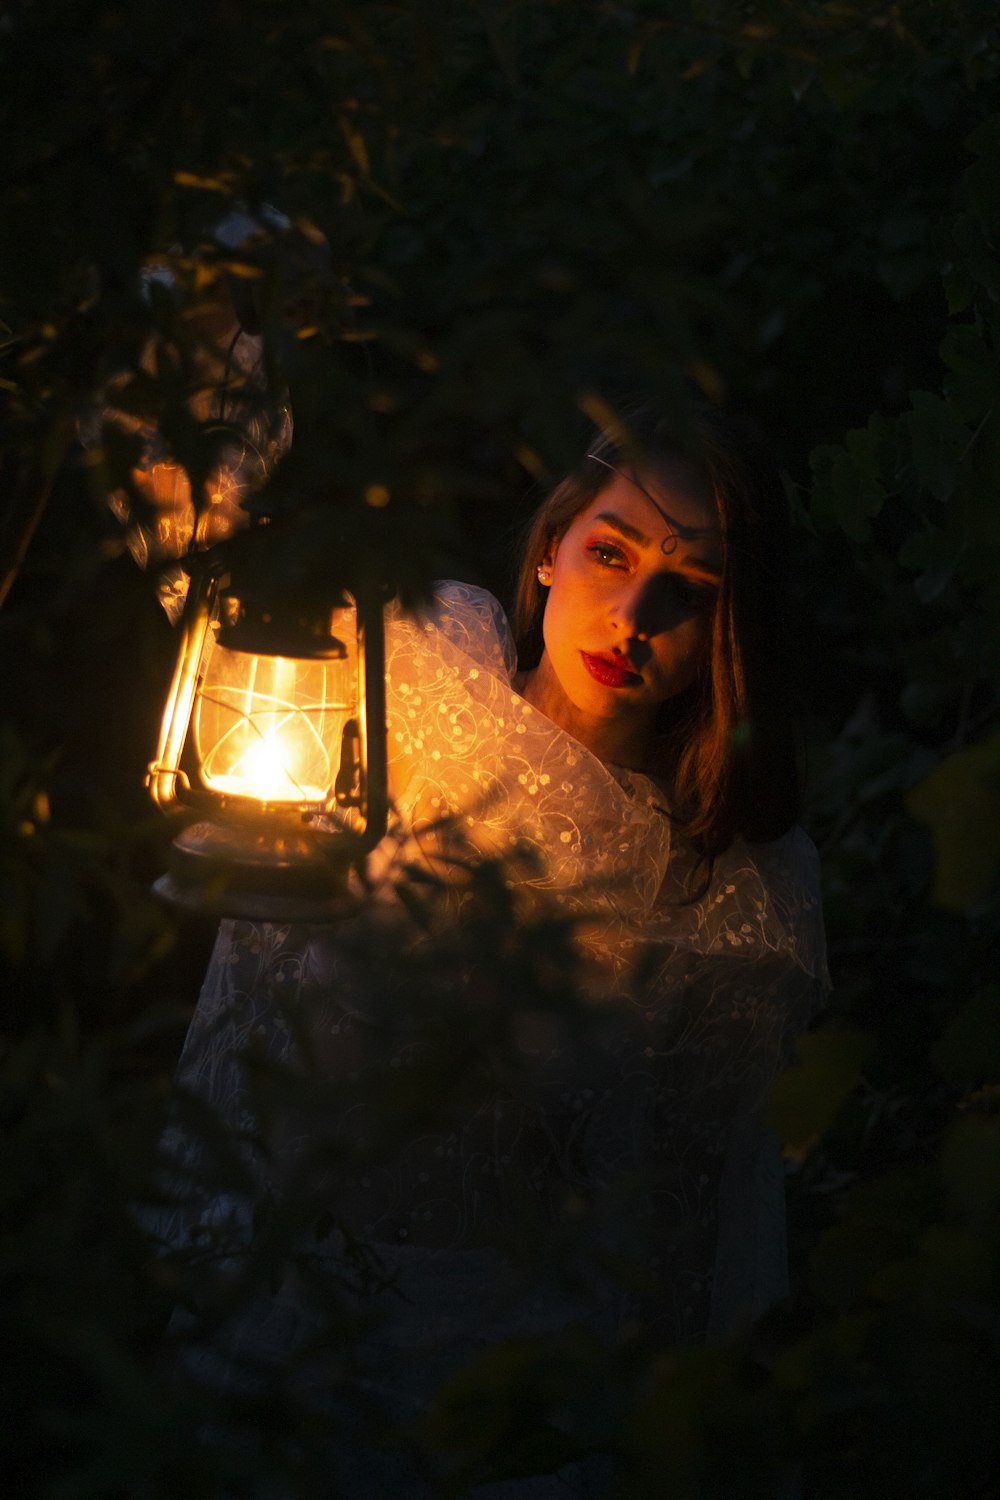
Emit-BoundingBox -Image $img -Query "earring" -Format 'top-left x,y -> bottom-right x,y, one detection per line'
537,566 -> 551,585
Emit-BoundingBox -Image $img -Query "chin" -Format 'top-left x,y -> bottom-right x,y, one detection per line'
573,681 -> 649,720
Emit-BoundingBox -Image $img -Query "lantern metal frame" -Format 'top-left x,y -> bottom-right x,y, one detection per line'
147,554 -> 388,921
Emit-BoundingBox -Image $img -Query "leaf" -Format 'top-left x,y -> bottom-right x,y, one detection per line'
339,115 -> 370,177
931,988 -> 1000,1085
962,114 -> 1000,234
942,324 -> 1000,424
808,1166 -> 933,1308
626,21 -> 666,77
577,390 -> 625,440
768,1027 -> 875,1161
173,170 -> 231,192
293,216 -> 327,246
898,521 -> 970,607
906,734 -> 1000,912
808,418 -> 889,543
687,360 -> 725,401
904,391 -> 967,504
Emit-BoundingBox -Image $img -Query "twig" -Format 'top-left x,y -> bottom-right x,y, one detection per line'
0,466 -> 52,612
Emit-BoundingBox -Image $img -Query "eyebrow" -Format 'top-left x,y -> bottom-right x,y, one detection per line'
593,511 -> 723,577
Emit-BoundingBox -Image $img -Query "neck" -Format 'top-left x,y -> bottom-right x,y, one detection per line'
515,659 -> 657,773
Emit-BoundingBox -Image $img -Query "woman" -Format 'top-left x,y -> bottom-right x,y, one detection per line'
511,404 -> 798,862
158,404 -> 827,1494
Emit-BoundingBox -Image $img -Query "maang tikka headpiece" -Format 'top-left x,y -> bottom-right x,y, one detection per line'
586,452 -> 718,557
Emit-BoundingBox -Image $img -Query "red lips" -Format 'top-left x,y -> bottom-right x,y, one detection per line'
580,652 -> 642,688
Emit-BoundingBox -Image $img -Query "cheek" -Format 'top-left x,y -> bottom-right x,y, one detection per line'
541,571 -> 582,652
654,617 -> 712,694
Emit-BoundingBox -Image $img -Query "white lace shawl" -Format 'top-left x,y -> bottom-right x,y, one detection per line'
381,582 -> 825,979
163,582 -> 828,1350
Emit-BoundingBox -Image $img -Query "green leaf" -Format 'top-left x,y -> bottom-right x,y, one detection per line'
962,114 -> 1000,235
808,1166 -> 933,1308
421,1335 -> 588,1479
904,390 -> 967,503
942,325 -> 1000,424
897,523 -> 965,603
768,1027 -> 875,1160
906,734 -> 1000,912
809,420 -> 888,544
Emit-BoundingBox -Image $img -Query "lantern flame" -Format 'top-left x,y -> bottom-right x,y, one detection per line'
193,648 -> 355,807
206,724 -> 325,803
241,732 -> 301,801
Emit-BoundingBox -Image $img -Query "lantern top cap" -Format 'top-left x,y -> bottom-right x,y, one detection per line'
216,588 -> 352,660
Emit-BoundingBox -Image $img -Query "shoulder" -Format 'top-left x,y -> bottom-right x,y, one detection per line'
655,823 -> 827,983
722,825 -> 824,934
735,825 -> 828,984
408,580 -> 518,683
744,824 -> 822,895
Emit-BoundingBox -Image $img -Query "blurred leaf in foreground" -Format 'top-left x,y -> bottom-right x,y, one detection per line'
768,1026 -> 874,1162
907,733 -> 1000,913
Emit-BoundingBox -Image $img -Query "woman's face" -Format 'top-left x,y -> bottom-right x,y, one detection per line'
531,458 -> 722,757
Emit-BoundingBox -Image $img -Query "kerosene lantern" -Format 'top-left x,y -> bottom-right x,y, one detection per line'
147,546 -> 388,920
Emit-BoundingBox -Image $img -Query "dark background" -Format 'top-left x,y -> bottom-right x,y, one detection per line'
2,3 -> 999,1496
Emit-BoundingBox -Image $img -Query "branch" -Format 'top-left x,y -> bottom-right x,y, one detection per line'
0,459 -> 52,611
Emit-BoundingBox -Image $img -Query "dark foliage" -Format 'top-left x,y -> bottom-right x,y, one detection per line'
2,2 -> 999,1495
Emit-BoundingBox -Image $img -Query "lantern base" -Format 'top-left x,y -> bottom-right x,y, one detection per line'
153,811 -> 365,922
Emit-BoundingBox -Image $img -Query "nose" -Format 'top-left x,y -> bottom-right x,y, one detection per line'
609,579 -> 652,643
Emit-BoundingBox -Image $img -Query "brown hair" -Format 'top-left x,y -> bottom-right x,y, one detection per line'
512,402 -> 800,870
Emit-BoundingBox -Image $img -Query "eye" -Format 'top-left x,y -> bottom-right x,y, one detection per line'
586,541 -> 628,569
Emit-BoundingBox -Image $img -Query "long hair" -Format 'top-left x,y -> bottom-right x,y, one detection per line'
511,403 -> 800,870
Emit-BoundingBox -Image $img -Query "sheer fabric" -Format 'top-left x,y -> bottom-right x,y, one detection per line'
158,583 -> 827,1491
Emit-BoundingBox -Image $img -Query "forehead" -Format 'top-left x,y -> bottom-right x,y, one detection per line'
571,462 -> 720,555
